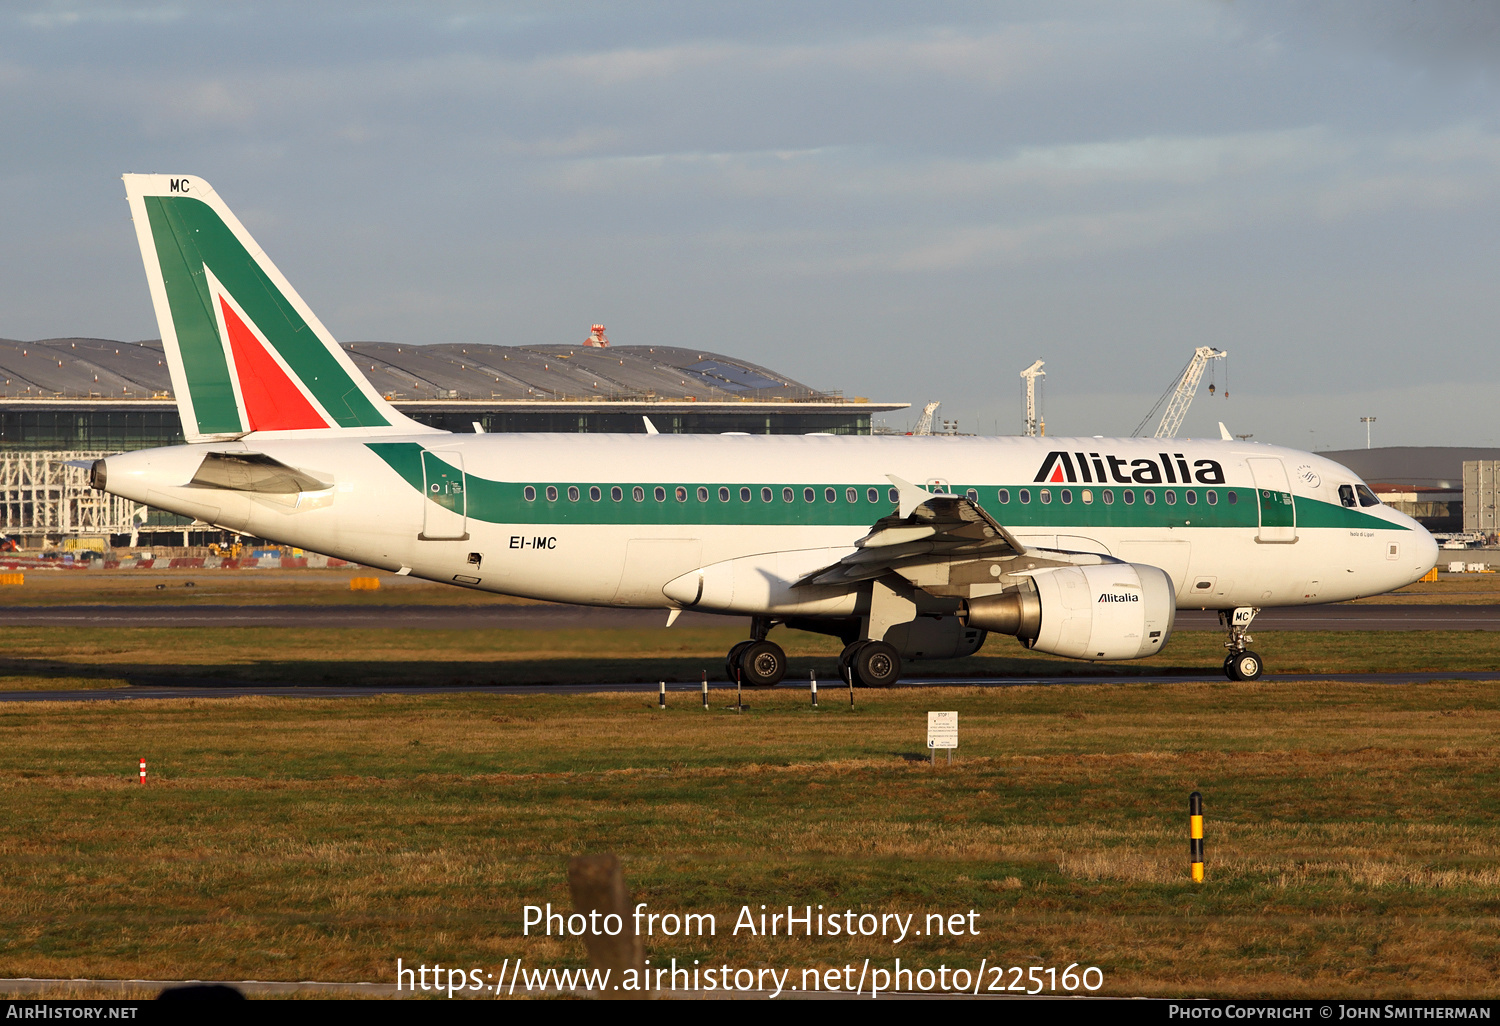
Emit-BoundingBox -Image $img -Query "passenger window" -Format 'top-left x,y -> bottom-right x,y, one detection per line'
1144,491 -> 1156,505
1356,484 -> 1381,507
1081,489 -> 1092,504
1339,484 -> 1357,508
611,486 -> 623,501
783,487 -> 795,503
1060,489 -> 1071,504
633,486 -> 645,502
1040,489 -> 1051,504
761,487 -> 773,502
675,486 -> 687,502
966,488 -> 978,501
888,487 -> 899,504
740,487 -> 751,502
1226,491 -> 1238,505
1124,490 -> 1135,505
804,487 -> 816,502
697,486 -> 709,502
846,488 -> 858,503
998,488 -> 1010,504
523,486 -> 536,502
1206,490 -> 1217,505
825,487 -> 837,503
654,486 -> 666,502
867,488 -> 879,503
1102,489 -> 1114,505
546,486 -> 558,502
719,487 -> 730,502
589,486 -> 601,501
567,486 -> 580,502
1019,488 -> 1031,504
1185,489 -> 1196,505
1164,490 -> 1176,505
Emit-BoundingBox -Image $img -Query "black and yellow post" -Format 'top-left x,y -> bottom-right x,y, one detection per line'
1189,791 -> 1205,882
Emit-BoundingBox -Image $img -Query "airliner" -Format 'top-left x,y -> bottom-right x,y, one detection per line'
91,175 -> 1438,686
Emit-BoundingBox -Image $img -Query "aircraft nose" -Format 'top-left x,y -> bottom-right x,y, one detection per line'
1407,519 -> 1439,583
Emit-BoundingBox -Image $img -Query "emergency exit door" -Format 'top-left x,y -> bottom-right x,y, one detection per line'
420,450 -> 468,540
1247,457 -> 1296,543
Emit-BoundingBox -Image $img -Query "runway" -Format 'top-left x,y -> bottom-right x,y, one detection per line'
2,602 -> 1498,631
1,669 -> 1497,703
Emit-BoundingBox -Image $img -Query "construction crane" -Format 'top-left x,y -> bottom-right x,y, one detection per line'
1019,359 -> 1045,437
1133,346 -> 1226,438
910,401 -> 941,436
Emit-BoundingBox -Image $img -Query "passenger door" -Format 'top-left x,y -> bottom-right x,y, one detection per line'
420,450 -> 468,540
1247,457 -> 1296,543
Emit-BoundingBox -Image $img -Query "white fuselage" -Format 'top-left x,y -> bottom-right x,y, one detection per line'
100,432 -> 1437,623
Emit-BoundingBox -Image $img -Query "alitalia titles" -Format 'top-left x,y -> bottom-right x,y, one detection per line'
1035,451 -> 1226,486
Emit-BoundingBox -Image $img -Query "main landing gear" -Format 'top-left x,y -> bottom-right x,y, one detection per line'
725,619 -> 787,687
838,640 -> 902,688
723,618 -> 904,688
1219,606 -> 1263,681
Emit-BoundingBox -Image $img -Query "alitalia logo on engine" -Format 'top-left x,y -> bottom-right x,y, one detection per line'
1099,593 -> 1140,603
1033,451 -> 1226,485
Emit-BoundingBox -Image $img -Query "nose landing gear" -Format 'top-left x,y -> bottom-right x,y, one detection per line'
1219,606 -> 1263,681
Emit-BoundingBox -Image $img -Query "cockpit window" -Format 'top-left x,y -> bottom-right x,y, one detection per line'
1338,484 -> 1357,508
1355,484 -> 1381,508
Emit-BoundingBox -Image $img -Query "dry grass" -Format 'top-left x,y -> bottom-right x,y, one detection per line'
0,623 -> 1497,690
0,680 -> 1497,997
0,568 -> 543,607
1356,573 -> 1500,604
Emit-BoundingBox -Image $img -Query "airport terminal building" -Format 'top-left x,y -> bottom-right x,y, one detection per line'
0,336 -> 905,547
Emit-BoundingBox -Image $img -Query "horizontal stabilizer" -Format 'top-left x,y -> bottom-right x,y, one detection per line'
188,451 -> 331,494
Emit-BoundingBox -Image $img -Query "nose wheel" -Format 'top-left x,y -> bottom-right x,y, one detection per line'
1224,650 -> 1263,681
1219,606 -> 1263,681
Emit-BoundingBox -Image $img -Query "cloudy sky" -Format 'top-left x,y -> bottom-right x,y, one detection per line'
2,1 -> 1498,447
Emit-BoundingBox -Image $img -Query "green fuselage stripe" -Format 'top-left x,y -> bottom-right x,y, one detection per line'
367,443 -> 1404,532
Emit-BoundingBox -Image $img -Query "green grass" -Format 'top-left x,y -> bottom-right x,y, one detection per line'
1,679 -> 1498,997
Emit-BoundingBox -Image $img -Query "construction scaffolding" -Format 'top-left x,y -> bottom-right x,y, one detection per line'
0,451 -> 145,541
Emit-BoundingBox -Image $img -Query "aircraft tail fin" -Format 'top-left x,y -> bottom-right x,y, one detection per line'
121,174 -> 433,442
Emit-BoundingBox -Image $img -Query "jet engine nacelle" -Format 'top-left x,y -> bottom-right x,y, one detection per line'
961,562 -> 1175,661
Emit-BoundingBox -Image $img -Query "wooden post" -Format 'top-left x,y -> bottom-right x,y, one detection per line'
567,855 -> 646,994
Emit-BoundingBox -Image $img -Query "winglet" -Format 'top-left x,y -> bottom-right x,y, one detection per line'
643,416 -> 660,435
1219,422 -> 1232,441
886,474 -> 934,518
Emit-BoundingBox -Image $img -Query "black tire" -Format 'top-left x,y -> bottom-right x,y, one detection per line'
837,642 -> 865,684
1229,650 -> 1263,681
725,640 -> 755,683
738,640 -> 787,687
852,640 -> 902,688
1222,654 -> 1238,681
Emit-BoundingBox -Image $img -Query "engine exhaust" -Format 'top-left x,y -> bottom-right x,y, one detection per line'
959,588 -> 1041,641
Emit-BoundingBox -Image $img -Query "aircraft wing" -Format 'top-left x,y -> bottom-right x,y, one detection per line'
797,475 -> 1029,587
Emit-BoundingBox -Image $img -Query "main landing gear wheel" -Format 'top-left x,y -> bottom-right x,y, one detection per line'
850,640 -> 902,688
737,640 -> 787,688
725,640 -> 755,683
837,641 -> 863,684
1225,651 -> 1264,682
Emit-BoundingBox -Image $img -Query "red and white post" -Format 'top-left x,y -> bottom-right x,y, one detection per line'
138,758 -> 146,785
